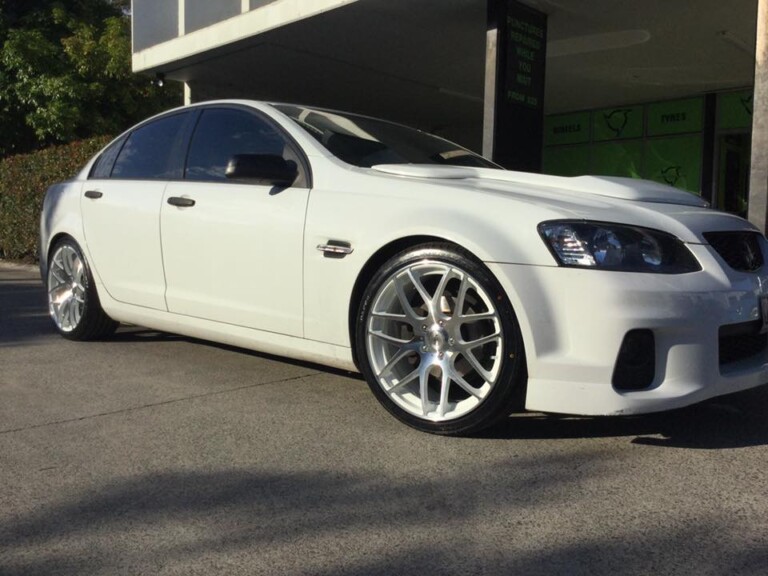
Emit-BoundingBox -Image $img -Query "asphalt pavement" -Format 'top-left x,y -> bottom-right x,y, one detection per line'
1,261 -> 767,575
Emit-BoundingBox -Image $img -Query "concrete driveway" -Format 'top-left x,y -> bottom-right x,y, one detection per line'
1,262 -> 767,575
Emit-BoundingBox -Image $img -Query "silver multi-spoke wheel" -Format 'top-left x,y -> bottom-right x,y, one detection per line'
48,243 -> 87,333
366,259 -> 504,423
46,239 -> 117,341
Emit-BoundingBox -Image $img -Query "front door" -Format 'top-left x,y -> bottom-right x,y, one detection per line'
160,106 -> 310,336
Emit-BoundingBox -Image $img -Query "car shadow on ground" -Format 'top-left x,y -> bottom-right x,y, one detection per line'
108,327 -> 768,450
487,385 -> 768,449
4,272 -> 768,450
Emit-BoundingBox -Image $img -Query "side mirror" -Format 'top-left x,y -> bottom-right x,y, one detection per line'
225,154 -> 298,186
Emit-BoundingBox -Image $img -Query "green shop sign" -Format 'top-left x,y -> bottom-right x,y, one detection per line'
544,112 -> 591,146
647,98 -> 703,136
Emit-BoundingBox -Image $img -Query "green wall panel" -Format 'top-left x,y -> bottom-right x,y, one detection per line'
543,145 -> 591,176
717,90 -> 754,130
590,141 -> 644,178
643,135 -> 702,193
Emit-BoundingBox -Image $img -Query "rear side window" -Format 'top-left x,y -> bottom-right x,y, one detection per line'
185,108 -> 293,181
111,113 -> 188,179
89,135 -> 127,179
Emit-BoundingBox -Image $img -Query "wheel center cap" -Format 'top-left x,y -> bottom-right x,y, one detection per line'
426,325 -> 449,352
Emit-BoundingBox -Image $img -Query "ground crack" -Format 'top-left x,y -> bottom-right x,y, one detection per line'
0,372 -> 320,435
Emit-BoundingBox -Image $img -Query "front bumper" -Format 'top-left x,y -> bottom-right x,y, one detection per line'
488,242 -> 768,416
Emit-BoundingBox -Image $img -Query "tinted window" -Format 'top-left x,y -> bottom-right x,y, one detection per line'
111,113 -> 188,179
185,108 -> 291,181
89,135 -> 127,179
274,104 -> 499,169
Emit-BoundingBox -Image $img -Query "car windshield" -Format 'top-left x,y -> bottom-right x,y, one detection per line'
273,104 -> 500,169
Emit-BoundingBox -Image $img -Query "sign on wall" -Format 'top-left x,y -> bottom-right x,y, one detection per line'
492,0 -> 547,172
543,96 -> 707,194
647,98 -> 703,136
544,112 -> 591,146
504,5 -> 547,110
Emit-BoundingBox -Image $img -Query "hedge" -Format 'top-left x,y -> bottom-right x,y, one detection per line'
0,136 -> 112,261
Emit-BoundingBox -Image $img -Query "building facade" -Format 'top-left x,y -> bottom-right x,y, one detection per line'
131,0 -> 768,229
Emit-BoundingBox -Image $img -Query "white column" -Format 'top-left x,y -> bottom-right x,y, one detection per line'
178,0 -> 185,36
748,0 -> 768,231
242,0 -> 250,13
184,82 -> 192,106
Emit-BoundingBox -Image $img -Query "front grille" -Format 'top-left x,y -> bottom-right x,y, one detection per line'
704,231 -> 764,272
719,321 -> 768,365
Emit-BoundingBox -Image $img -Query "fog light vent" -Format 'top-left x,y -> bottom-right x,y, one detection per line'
612,329 -> 656,391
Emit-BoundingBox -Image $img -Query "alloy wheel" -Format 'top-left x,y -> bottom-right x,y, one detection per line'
48,243 -> 87,333
365,260 -> 504,422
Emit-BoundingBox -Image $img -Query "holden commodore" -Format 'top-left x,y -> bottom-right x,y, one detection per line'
39,100 -> 768,435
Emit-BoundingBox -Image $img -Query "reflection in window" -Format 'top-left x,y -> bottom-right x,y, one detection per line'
89,135 -> 126,179
111,113 -> 187,179
185,109 -> 288,181
275,105 -> 499,169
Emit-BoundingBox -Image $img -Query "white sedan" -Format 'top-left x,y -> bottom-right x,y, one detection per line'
39,100 -> 768,435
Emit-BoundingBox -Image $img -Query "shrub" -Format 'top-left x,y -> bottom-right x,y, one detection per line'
0,136 -> 111,261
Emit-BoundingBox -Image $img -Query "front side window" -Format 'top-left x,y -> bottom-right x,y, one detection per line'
111,113 -> 188,180
185,108 -> 293,181
273,104 -> 499,169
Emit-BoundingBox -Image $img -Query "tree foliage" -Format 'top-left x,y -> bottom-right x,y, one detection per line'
0,0 -> 180,157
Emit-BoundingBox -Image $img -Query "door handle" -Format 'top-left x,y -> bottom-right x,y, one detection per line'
167,196 -> 196,208
84,190 -> 103,199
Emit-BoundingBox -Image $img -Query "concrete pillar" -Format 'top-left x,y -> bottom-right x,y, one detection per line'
178,0 -> 185,36
184,82 -> 192,106
482,27 -> 498,159
748,0 -> 768,231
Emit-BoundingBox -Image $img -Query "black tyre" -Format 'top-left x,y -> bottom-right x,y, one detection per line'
356,243 -> 526,435
46,237 -> 118,341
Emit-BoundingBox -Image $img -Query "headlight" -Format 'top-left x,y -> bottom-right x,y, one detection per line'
538,220 -> 701,273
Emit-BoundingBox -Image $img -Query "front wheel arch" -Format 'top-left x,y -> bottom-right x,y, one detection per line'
348,235 -> 450,369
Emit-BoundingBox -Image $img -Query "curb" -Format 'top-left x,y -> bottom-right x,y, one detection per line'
0,260 -> 39,273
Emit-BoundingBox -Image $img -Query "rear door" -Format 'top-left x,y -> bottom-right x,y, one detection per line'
81,111 -> 193,310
